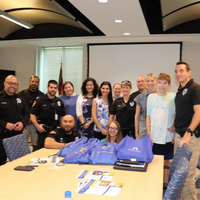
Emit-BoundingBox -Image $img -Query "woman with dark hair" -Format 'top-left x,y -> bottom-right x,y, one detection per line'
76,77 -> 99,138
92,81 -> 113,140
101,121 -> 123,144
59,81 -> 79,129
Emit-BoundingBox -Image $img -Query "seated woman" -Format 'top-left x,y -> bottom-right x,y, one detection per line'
101,121 -> 123,144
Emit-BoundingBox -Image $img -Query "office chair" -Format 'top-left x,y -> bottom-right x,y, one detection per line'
195,157 -> 200,188
169,143 -> 192,180
163,143 -> 192,191
163,157 -> 189,200
2,134 -> 31,162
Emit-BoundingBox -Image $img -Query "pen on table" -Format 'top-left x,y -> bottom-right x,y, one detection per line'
26,165 -> 39,167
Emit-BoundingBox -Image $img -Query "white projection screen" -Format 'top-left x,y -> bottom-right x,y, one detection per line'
88,43 -> 182,93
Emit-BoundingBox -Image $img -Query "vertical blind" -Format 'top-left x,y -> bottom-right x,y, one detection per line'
39,46 -> 83,95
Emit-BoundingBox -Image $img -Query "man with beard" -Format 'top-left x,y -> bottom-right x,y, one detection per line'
18,76 -> 44,151
0,75 -> 29,165
30,80 -> 66,150
44,115 -> 81,149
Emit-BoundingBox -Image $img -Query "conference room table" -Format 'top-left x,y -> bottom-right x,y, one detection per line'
0,148 -> 164,200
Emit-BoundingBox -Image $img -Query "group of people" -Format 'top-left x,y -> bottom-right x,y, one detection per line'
0,61 -> 199,200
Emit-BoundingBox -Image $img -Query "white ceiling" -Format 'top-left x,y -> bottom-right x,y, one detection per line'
1,0 -> 200,48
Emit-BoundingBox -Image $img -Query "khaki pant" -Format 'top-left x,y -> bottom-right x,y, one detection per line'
174,133 -> 200,200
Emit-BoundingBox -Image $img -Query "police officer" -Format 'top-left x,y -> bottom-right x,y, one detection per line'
109,80 -> 135,138
18,75 -> 44,151
30,80 -> 66,150
45,115 -> 81,149
0,75 -> 29,165
174,61 -> 200,200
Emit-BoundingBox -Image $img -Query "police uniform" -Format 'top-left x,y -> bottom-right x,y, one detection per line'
174,79 -> 200,199
110,96 -> 135,138
47,128 -> 81,144
31,94 -> 66,149
0,90 -> 29,165
18,89 -> 44,146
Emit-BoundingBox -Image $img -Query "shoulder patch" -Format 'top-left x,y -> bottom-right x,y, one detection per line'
32,101 -> 36,107
50,131 -> 56,134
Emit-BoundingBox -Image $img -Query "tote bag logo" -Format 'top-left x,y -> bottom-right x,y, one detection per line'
128,147 -> 140,152
102,145 -> 110,149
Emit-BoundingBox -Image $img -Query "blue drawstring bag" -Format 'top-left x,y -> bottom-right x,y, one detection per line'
116,135 -> 154,163
90,142 -> 117,165
56,137 -> 88,157
63,138 -> 100,164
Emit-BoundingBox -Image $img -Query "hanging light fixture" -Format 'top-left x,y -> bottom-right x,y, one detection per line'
0,10 -> 33,29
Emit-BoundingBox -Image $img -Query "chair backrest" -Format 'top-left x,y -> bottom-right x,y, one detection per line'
2,134 -> 31,161
163,157 -> 189,200
169,143 -> 192,180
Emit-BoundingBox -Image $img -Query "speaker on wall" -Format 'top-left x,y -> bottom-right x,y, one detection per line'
0,70 -> 15,91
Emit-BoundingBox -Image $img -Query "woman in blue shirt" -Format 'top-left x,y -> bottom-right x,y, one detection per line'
59,81 -> 79,129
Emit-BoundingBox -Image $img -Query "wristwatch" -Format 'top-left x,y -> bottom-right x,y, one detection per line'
186,128 -> 193,136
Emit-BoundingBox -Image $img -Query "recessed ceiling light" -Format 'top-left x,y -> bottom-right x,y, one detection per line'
115,20 -> 122,23
124,33 -> 130,35
98,0 -> 108,3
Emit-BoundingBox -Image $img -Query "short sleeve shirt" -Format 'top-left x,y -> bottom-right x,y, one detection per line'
31,94 -> 66,126
110,95 -> 135,129
174,79 -> 200,128
147,93 -> 176,144
134,90 -> 150,121
47,128 -> 81,143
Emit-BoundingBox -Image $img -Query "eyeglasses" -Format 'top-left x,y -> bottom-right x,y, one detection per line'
121,80 -> 132,88
109,127 -> 118,130
5,82 -> 18,86
121,80 -> 131,84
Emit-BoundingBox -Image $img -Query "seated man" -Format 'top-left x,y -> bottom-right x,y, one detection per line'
45,115 -> 81,149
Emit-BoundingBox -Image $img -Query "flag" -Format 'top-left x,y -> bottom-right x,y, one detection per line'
58,60 -> 63,95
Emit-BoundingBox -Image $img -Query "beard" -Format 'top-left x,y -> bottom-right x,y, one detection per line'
29,85 -> 38,91
61,126 -> 74,134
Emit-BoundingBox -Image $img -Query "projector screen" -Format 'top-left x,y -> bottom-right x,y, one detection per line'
88,43 -> 182,93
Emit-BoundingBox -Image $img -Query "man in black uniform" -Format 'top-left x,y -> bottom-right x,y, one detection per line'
109,80 -> 135,138
30,80 -> 66,150
45,115 -> 81,149
174,61 -> 200,200
18,75 -> 44,151
0,75 -> 29,165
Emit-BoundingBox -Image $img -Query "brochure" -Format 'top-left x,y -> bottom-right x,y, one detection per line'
28,157 -> 59,165
77,179 -> 124,196
76,170 -> 114,181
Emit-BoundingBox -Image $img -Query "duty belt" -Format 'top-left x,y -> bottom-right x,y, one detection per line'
175,127 -> 200,138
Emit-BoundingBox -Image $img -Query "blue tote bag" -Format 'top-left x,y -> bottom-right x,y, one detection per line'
90,142 -> 117,165
116,135 -> 154,163
63,138 -> 100,164
56,137 -> 88,157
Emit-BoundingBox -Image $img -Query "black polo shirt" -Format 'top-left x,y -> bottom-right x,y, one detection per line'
31,94 -> 66,127
0,90 -> 29,136
174,79 -> 200,128
110,95 -> 135,129
47,128 -> 81,143
18,89 -> 44,111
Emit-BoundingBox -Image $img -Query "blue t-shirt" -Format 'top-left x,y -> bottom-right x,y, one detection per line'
59,94 -> 79,129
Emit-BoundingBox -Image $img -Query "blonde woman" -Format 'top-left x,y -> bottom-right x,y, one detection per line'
134,73 -> 157,139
